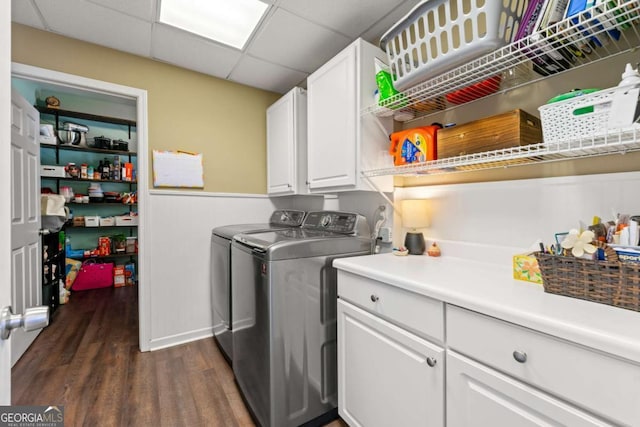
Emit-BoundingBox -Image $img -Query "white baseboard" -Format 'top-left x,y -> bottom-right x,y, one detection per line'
149,327 -> 214,351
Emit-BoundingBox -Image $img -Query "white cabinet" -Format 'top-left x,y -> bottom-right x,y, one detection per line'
337,300 -> 444,427
447,351 -> 609,427
337,271 -> 444,427
307,38 -> 393,193
335,265 -> 640,427
447,305 -> 640,427
266,87 -> 307,195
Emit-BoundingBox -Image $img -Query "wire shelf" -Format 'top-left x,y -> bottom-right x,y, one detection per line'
365,0 -> 640,119
363,127 -> 640,177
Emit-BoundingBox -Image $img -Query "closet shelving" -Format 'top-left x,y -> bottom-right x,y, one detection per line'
39,106 -> 138,262
363,0 -> 640,177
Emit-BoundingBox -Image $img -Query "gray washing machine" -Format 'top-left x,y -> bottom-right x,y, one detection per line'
231,211 -> 372,427
210,209 -> 306,363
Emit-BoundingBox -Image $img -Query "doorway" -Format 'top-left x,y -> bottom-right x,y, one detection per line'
10,63 -> 150,360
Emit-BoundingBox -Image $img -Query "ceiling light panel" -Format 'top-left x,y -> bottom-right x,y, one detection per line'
159,0 -> 268,49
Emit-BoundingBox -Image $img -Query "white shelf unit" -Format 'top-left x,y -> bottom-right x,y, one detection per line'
364,127 -> 640,177
362,0 -> 640,177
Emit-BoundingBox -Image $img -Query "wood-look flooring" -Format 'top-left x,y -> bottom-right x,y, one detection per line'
12,286 -> 347,427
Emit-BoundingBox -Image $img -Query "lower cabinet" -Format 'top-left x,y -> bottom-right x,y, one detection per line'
336,271 -> 640,427
447,351 -> 609,427
337,299 -> 444,427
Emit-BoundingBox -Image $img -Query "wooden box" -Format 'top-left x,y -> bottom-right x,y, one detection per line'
437,109 -> 542,159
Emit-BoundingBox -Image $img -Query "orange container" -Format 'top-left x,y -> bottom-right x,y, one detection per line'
389,125 -> 439,166
113,265 -> 126,288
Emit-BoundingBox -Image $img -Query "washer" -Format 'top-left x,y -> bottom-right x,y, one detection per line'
231,211 -> 372,427
210,209 -> 306,363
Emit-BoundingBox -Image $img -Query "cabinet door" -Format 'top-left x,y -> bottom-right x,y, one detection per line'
267,89 -> 298,195
307,43 -> 357,191
337,299 -> 444,427
447,351 -> 613,427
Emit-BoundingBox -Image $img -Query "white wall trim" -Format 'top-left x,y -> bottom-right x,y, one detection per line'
1,0 -> 12,404
149,189 -> 270,199
148,327 -> 213,352
11,63 -> 152,352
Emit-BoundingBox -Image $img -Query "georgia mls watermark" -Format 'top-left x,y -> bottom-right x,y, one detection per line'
0,406 -> 64,427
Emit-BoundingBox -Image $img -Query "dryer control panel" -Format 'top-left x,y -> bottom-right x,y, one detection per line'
302,211 -> 369,236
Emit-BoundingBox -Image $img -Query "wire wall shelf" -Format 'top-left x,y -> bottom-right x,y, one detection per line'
363,127 -> 640,177
364,0 -> 640,119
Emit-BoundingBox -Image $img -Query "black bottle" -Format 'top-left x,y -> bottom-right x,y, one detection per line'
102,158 -> 110,180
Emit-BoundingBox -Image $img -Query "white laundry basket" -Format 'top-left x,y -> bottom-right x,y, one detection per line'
380,0 -> 528,91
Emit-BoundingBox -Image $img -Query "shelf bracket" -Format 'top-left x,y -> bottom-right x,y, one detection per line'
371,113 -> 391,140
361,173 -> 400,213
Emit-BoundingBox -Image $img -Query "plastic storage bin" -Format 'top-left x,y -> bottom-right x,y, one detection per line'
380,0 -> 528,91
538,86 -> 640,144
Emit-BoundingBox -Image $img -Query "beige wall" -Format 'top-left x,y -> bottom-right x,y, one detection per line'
11,23 -> 280,194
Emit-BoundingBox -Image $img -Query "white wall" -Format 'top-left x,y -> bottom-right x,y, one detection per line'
147,191 -> 278,350
395,171 -> 640,265
146,190 -> 394,350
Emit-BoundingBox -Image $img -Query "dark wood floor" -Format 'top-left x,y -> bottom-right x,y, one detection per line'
12,286 -> 347,427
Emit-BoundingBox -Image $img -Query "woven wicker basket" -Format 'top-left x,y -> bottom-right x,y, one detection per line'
534,243 -> 640,312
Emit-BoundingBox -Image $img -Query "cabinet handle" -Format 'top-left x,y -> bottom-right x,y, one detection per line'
513,350 -> 527,363
426,357 -> 437,367
370,294 -> 379,302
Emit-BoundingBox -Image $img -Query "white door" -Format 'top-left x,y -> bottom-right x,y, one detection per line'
307,43 -> 358,191
10,88 -> 44,366
267,90 -> 296,195
0,0 -> 12,402
337,299 -> 444,427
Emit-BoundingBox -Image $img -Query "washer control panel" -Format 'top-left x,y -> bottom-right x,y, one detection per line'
303,211 -> 364,235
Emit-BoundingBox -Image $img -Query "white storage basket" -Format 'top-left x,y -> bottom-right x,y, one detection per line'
538,86 -> 639,144
380,0 -> 528,91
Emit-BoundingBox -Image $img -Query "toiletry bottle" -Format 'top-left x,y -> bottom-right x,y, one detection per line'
618,63 -> 640,87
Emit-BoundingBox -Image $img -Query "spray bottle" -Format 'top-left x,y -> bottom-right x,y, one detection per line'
618,63 -> 640,87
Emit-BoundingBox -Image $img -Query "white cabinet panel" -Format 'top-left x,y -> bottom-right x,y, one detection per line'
307,38 -> 392,193
337,299 -> 444,427
267,87 -> 307,195
447,305 -> 640,426
337,270 -> 444,343
447,351 -> 612,427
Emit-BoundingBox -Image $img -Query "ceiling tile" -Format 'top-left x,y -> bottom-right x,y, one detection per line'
87,0 -> 156,22
278,0 -> 407,39
247,8 -> 350,74
11,0 -> 46,30
33,0 -> 152,57
151,24 -> 242,79
359,0 -> 420,44
229,55 -> 308,94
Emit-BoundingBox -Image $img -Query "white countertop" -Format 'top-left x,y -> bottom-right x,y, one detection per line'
334,253 -> 640,364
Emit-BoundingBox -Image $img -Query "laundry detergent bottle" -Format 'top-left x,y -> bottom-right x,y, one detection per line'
389,125 -> 440,166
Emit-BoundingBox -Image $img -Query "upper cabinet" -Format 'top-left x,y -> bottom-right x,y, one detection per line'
267,87 -> 307,196
307,38 -> 394,193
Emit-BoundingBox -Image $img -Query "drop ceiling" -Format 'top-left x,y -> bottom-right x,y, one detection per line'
11,0 -> 419,94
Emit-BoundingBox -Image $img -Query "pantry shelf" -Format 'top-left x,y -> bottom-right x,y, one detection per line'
68,254 -> 138,261
40,143 -> 136,156
363,127 -> 640,177
35,106 -> 136,127
364,0 -> 640,120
